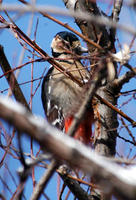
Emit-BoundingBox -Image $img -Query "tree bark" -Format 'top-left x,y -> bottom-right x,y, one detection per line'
62,0 -> 119,198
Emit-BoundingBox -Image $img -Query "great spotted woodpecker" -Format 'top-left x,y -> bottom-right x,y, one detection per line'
41,31 -> 94,144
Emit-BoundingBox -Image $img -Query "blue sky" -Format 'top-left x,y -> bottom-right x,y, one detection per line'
0,0 -> 136,199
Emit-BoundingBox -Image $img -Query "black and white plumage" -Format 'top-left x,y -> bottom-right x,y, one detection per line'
41,31 -> 93,143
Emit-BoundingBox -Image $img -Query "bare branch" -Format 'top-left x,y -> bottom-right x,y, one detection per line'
58,167 -> 92,200
31,160 -> 58,200
0,96 -> 136,199
0,45 -> 30,110
0,3 -> 135,36
95,94 -> 136,127
63,0 -> 110,52
19,0 -> 103,51
111,0 -> 123,43
112,0 -> 123,22
115,68 -> 136,89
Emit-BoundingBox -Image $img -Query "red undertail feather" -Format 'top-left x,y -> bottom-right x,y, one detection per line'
65,112 -> 93,144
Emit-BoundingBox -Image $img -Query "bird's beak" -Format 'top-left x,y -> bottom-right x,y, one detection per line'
74,46 -> 88,54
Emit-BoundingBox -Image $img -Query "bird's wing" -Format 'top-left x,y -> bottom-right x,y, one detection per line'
41,67 -> 65,130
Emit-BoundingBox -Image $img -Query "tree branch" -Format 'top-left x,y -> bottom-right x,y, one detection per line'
31,159 -> 58,200
115,69 -> 136,89
63,0 -> 110,52
111,0 -> 123,44
58,166 -> 92,200
18,0 -> 102,51
0,96 -> 136,199
0,45 -> 30,110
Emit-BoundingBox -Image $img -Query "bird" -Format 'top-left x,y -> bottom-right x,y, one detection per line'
41,31 -> 94,144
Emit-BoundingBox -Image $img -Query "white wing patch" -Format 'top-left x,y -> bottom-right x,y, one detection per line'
52,106 -> 63,127
47,85 -> 51,115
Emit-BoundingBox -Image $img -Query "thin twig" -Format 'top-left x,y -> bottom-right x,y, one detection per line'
58,172 -> 92,200
120,117 -> 136,144
31,159 -> 58,200
116,69 -> 136,89
95,94 -> 136,127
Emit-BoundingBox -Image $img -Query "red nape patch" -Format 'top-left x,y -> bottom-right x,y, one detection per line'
64,112 -> 93,144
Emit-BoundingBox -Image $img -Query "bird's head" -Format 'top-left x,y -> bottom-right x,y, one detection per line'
51,31 -> 88,58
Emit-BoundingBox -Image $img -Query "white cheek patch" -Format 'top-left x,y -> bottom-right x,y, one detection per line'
51,37 -> 64,53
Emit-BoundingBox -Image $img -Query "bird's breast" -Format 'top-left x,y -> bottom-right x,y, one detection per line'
48,60 -> 89,116
49,73 -> 81,115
